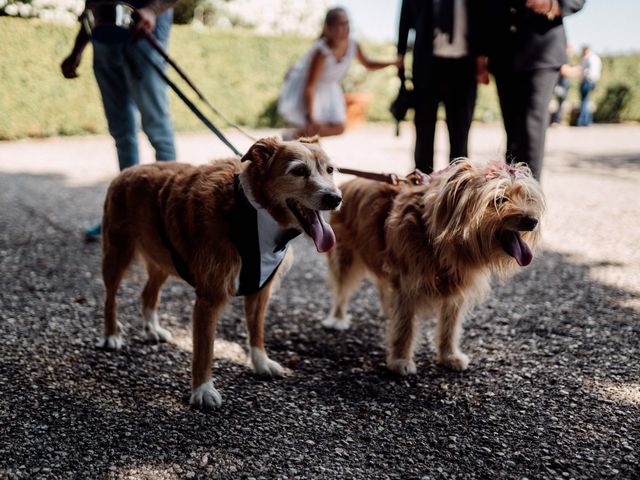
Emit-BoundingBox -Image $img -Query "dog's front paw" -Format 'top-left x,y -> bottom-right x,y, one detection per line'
251,348 -> 286,378
144,324 -> 172,344
190,382 -> 222,410
98,335 -> 124,350
438,352 -> 470,371
387,358 -> 417,376
321,314 -> 351,331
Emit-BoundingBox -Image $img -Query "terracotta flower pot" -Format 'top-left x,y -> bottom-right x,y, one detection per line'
344,92 -> 374,130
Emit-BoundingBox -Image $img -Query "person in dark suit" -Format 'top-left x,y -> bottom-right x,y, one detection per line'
397,0 -> 484,174
476,0 -> 585,179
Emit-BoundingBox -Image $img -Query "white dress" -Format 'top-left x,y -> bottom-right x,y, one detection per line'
278,37 -> 357,126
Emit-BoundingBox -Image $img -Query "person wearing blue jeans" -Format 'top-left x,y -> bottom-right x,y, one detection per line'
576,45 -> 602,127
577,78 -> 595,126
61,0 -> 177,241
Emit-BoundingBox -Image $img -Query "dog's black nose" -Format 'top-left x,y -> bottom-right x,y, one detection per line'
322,193 -> 342,210
517,215 -> 538,231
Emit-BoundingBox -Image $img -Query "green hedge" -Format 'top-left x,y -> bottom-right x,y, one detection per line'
0,17 -> 638,140
594,55 -> 640,121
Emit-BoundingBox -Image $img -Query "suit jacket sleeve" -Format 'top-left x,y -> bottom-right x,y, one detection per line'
471,0 -> 489,56
559,0 -> 585,17
397,0 -> 416,56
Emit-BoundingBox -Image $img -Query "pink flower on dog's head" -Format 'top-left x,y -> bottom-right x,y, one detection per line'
483,160 -> 531,180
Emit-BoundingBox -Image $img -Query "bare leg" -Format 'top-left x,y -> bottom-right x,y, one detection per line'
436,299 -> 470,371
386,291 -> 418,376
100,232 -> 135,350
293,123 -> 346,139
190,295 -> 226,410
244,281 -> 284,377
316,123 -> 345,137
141,263 -> 171,343
323,245 -> 366,330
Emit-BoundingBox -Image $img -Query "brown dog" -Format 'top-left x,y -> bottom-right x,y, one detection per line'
324,159 -> 545,374
100,137 -> 341,409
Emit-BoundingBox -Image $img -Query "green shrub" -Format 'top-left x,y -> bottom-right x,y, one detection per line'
1,17 -> 638,140
173,0 -> 203,25
594,83 -> 632,123
595,54 -> 640,121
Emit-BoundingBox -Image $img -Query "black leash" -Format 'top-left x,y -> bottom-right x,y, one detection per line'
81,1 -> 249,157
80,1 -> 248,157
138,43 -> 243,157
141,31 -> 257,146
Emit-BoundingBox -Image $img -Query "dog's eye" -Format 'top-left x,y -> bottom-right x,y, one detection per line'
291,166 -> 310,177
327,166 -> 334,174
495,196 -> 509,206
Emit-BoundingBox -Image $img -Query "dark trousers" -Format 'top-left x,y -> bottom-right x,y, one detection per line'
413,56 -> 477,174
492,65 -> 560,179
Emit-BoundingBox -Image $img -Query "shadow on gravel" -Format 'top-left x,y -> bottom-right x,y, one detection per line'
553,151 -> 640,176
1,171 -> 639,479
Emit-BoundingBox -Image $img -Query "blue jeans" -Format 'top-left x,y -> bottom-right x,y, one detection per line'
577,79 -> 596,127
92,11 -> 176,170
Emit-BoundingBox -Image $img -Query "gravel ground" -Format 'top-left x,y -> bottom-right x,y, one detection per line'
0,125 -> 638,479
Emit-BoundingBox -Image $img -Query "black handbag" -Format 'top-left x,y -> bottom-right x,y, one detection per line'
389,68 -> 414,136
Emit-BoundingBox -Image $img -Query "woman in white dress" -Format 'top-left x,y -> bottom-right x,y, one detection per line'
278,7 -> 402,139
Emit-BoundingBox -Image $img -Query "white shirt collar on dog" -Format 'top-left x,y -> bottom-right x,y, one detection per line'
235,175 -> 300,295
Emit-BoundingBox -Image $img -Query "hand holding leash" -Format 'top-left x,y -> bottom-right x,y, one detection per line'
131,6 -> 157,39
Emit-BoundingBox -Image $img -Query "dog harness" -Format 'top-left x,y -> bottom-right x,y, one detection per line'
157,175 -> 300,296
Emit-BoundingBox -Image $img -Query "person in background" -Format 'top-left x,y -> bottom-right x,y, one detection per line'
551,45 -> 575,125
476,0 -> 585,179
61,0 -> 177,241
278,7 -> 401,140
397,0 -> 484,174
550,66 -> 570,125
577,44 -> 602,126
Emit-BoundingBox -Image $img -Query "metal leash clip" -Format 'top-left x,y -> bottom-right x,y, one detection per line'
404,169 -> 430,185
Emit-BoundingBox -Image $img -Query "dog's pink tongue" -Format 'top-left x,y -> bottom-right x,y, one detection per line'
308,211 -> 336,253
501,231 -> 533,267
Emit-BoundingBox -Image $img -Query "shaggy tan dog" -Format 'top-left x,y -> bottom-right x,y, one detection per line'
324,159 -> 545,374
100,137 -> 341,409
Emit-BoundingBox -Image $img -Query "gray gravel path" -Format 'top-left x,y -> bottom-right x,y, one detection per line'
1,124 -> 639,479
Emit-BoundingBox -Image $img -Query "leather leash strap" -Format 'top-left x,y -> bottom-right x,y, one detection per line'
338,167 -> 399,185
338,167 -> 430,186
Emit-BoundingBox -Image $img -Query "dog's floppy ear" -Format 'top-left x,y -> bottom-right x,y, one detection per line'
434,160 -> 476,229
241,137 -> 280,164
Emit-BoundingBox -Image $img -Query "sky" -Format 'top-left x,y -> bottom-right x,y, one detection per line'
340,0 -> 640,55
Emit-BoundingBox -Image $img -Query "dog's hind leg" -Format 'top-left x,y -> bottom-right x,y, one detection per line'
100,231 -> 135,350
322,245 -> 366,330
244,281 -> 285,378
141,262 -> 171,344
386,291 -> 418,375
435,299 -> 469,371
